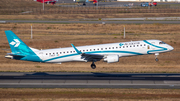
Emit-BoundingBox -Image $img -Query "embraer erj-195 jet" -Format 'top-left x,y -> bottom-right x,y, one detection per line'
5,30 -> 174,69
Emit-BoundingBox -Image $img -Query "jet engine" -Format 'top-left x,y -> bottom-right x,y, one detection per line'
104,55 -> 119,63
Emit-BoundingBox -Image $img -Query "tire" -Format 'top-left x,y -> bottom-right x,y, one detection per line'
91,64 -> 96,69
155,58 -> 159,62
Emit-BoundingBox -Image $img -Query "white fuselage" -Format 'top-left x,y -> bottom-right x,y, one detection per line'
34,40 -> 173,63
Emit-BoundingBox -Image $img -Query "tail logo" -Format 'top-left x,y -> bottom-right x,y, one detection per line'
119,43 -> 124,47
10,39 -> 20,47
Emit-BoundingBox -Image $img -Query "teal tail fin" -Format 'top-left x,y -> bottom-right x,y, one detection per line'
5,30 -> 35,55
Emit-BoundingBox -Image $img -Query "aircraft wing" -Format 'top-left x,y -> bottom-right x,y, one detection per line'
82,53 -> 104,62
81,53 -> 103,57
71,44 -> 104,61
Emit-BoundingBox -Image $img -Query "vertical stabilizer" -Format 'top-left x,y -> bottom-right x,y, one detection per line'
5,30 -> 35,55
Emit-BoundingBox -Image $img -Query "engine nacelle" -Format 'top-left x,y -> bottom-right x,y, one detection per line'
104,55 -> 119,63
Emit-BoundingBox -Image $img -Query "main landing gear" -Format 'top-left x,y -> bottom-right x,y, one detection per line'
155,53 -> 159,62
91,62 -> 96,69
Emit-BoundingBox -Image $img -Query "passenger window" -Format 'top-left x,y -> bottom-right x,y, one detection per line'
70,51 -> 72,53
86,50 -> 88,51
46,53 -> 48,55
90,49 -> 92,51
137,45 -> 139,47
97,49 -> 99,50
133,45 -> 135,47
101,48 -> 103,50
67,51 -> 69,53
123,46 -> 125,48
94,49 -> 95,51
130,46 -> 132,47
109,47 -> 111,49
140,45 -> 142,46
112,47 -> 114,49
105,48 -> 107,50
116,47 -> 118,49
63,52 -> 65,54
126,46 -> 128,48
73,51 -> 75,53
144,44 -> 146,46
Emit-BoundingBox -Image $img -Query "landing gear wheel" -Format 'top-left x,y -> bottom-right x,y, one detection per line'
155,58 -> 159,62
91,64 -> 96,69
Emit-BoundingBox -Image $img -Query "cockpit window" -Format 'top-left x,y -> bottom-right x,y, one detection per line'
159,41 -> 166,44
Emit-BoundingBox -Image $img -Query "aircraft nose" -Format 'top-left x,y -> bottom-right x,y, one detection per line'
169,46 -> 174,51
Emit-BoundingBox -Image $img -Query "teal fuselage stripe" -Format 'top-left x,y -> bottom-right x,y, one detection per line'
143,40 -> 167,49
147,49 -> 166,54
143,40 -> 167,54
44,53 -> 79,62
43,50 -> 144,62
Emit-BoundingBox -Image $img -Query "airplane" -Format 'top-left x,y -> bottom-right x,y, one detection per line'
73,0 -> 97,6
34,0 -> 58,5
5,30 -> 174,69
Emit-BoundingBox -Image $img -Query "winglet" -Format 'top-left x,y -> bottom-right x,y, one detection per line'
71,44 -> 82,54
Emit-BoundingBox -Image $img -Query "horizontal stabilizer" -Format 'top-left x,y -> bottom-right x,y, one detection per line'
7,53 -> 25,57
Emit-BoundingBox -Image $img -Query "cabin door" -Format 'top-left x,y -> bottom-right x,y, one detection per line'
39,52 -> 44,61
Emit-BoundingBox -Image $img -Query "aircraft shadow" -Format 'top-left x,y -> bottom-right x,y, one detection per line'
0,72 -> 180,81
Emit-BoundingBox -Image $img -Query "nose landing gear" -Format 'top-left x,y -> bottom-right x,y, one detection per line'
155,53 -> 159,62
155,58 -> 159,62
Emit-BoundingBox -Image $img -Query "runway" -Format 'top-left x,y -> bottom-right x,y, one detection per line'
57,0 -> 178,7
0,72 -> 180,88
2,20 -> 180,24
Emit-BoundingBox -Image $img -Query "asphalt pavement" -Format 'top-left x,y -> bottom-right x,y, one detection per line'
56,0 -> 178,7
0,72 -> 180,88
2,20 -> 180,24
